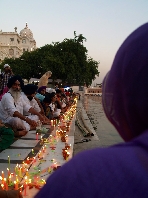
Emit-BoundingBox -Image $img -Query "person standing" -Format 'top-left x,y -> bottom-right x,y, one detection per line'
0,64 -> 14,97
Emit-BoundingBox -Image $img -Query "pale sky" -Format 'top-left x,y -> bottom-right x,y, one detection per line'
0,0 -> 147,84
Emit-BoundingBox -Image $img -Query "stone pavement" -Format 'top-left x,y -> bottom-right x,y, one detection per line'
73,92 -> 123,156
73,97 -> 101,156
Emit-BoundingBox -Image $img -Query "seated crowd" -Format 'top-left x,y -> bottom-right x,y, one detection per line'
0,74 -> 74,138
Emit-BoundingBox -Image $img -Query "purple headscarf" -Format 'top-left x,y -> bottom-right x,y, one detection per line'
38,86 -> 46,94
35,23 -> 148,198
102,23 -> 148,141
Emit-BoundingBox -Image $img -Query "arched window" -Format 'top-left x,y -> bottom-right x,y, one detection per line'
22,39 -> 26,43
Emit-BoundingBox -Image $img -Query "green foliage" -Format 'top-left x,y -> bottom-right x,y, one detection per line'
0,32 -> 100,86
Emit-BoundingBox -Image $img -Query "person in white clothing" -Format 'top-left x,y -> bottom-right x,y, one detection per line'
22,84 -> 50,124
0,76 -> 45,136
49,92 -> 61,118
22,84 -> 41,115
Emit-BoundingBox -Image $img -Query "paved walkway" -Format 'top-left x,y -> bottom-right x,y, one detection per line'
73,97 -> 101,156
73,93 -> 123,155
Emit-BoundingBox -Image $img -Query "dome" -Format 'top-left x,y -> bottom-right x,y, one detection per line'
20,23 -> 34,39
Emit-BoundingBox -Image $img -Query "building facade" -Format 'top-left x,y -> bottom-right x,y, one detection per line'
0,23 -> 36,62
84,87 -> 102,96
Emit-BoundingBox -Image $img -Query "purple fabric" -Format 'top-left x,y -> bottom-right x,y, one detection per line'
35,132 -> 148,198
35,23 -> 148,198
102,23 -> 148,141
38,86 -> 46,93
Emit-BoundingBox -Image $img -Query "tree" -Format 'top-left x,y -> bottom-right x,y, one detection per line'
0,32 -> 100,86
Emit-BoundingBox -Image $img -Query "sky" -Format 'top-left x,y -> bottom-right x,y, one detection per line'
0,0 -> 148,85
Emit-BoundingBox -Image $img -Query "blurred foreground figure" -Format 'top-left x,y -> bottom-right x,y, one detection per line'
35,23 -> 148,198
0,189 -> 22,198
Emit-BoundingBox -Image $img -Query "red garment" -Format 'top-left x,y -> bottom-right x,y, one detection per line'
65,91 -> 70,96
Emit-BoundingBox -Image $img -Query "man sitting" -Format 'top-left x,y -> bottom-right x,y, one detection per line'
0,76 -> 45,136
22,84 -> 50,124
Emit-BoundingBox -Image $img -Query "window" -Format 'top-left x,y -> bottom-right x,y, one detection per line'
9,49 -> 14,55
10,38 -> 14,42
23,48 -> 25,52
22,39 -> 26,43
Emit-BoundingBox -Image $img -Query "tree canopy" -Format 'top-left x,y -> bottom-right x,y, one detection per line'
0,32 -> 100,86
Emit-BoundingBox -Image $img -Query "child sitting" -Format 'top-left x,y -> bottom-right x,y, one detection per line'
41,96 -> 53,119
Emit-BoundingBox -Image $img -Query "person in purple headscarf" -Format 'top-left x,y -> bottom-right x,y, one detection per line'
35,23 -> 148,198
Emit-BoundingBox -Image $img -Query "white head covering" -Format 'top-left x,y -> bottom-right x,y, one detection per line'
46,88 -> 56,93
4,64 -> 10,68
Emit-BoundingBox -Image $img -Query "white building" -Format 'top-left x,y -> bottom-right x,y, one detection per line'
0,23 -> 36,62
84,87 -> 102,96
